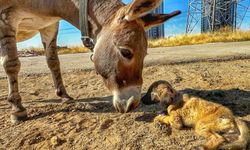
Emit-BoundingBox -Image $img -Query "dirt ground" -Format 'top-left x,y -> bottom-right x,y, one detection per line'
0,59 -> 250,150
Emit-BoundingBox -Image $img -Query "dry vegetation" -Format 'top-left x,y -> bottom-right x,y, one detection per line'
148,29 -> 250,48
18,46 -> 89,57
56,46 -> 89,55
18,29 -> 250,56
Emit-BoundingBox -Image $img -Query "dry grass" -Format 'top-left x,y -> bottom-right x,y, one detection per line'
57,46 -> 89,55
148,29 -> 250,48
19,29 -> 250,56
19,46 -> 89,56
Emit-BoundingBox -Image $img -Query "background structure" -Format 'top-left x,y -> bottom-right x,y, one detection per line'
147,1 -> 165,39
186,0 -> 250,33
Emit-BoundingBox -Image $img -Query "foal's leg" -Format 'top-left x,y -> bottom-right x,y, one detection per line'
196,117 -> 226,150
40,22 -> 73,102
154,112 -> 183,129
0,10 -> 27,123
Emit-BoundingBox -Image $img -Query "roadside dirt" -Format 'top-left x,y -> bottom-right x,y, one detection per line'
0,59 -> 250,150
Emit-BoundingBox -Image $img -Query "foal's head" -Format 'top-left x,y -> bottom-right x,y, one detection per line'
93,0 -> 181,113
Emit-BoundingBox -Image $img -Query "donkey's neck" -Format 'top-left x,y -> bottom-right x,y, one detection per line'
58,0 -> 124,38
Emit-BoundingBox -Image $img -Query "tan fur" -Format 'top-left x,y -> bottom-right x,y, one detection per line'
147,81 -> 250,150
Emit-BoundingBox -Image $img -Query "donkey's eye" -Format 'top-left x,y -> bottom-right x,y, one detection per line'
119,48 -> 133,60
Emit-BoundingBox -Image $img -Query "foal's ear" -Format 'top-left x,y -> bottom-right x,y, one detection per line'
124,0 -> 162,21
141,10 -> 181,30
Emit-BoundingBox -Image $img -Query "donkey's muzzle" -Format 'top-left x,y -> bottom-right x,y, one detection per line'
113,86 -> 141,113
113,97 -> 140,113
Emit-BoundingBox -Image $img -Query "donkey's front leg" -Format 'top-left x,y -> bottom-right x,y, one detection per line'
40,22 -> 73,102
0,12 -> 27,123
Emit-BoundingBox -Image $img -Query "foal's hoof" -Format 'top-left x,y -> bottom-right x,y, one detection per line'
61,96 -> 74,104
10,110 -> 28,124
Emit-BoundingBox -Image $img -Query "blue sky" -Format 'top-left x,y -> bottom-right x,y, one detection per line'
17,0 -> 250,49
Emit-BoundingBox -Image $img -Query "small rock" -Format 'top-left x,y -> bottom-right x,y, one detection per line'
50,136 -> 62,147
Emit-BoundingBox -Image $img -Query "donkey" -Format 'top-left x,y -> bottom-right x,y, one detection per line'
0,0 -> 181,123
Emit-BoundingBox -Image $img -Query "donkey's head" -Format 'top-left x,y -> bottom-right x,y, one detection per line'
93,0 -> 181,113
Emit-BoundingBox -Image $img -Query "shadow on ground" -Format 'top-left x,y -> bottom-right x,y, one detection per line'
181,88 -> 250,117
1,88 -> 249,124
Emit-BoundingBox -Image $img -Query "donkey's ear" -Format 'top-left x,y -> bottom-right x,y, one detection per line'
141,11 -> 181,30
124,0 -> 162,21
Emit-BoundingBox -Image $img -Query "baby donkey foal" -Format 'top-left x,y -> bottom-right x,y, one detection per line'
142,80 -> 249,150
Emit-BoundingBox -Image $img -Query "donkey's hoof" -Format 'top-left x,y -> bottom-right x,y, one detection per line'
61,96 -> 74,104
10,110 -> 28,124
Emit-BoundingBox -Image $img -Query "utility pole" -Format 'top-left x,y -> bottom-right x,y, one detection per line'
186,0 -> 250,33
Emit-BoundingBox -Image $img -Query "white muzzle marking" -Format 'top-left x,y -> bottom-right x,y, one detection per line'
113,85 -> 142,113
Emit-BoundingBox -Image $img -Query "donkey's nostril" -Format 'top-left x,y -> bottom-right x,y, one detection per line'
126,104 -> 134,112
125,99 -> 140,112
113,100 -> 126,113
